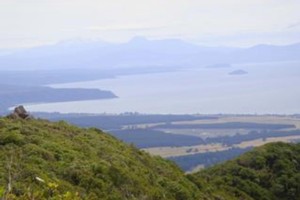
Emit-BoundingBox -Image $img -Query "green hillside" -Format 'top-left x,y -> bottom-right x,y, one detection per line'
0,117 -> 200,199
1,116 -> 300,200
190,142 -> 300,200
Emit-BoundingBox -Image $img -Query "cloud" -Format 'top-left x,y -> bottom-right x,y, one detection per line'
86,24 -> 166,32
287,21 -> 300,29
1,0 -> 300,48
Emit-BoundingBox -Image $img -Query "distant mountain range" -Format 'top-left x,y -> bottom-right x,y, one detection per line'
0,37 -> 299,70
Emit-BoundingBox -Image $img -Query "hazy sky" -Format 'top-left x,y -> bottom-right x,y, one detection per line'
0,0 -> 299,48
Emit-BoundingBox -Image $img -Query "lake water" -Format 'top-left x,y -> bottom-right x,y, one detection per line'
26,61 -> 300,114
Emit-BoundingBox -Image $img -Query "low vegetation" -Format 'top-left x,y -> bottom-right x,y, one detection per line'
0,117 -> 200,199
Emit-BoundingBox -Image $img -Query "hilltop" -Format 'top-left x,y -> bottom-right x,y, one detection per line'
0,116 -> 200,199
0,115 -> 300,199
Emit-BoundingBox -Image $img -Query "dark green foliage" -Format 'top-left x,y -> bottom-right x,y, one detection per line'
191,142 -> 300,200
0,117 -> 200,199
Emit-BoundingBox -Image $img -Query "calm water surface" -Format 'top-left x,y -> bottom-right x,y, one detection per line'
26,61 -> 300,114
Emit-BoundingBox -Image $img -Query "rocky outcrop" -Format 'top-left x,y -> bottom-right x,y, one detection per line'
8,105 -> 31,119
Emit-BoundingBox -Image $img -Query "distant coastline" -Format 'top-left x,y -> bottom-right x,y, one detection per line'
0,85 -> 117,112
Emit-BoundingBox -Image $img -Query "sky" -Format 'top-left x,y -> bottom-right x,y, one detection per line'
0,0 -> 299,49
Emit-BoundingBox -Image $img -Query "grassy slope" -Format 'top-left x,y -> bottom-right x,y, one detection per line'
0,117 -> 200,200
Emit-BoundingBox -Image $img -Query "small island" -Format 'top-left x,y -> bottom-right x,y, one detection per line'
229,69 -> 248,75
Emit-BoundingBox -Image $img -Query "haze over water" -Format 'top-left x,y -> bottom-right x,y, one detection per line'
25,61 -> 300,115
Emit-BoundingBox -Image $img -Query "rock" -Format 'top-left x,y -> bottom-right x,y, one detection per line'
8,105 -> 31,119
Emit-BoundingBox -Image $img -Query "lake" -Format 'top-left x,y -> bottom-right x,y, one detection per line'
25,61 -> 300,114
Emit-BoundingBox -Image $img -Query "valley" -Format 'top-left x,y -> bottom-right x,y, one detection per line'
37,112 -> 300,171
